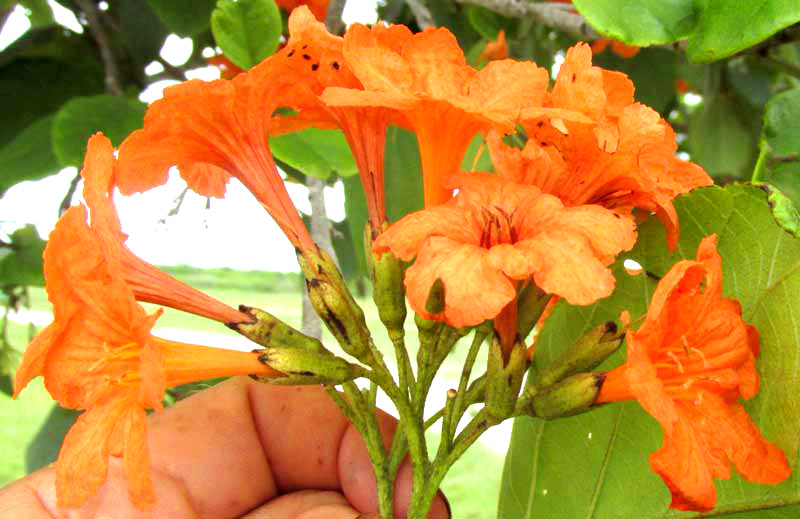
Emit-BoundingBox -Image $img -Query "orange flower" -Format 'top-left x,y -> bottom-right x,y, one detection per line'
489,44 -> 711,249
14,206 -> 282,509
591,38 -> 640,58
478,30 -> 509,63
82,134 -> 251,324
275,0 -> 330,21
321,23 -> 586,207
117,58 -> 315,250
373,173 -> 636,352
271,7 -> 402,233
597,235 -> 790,512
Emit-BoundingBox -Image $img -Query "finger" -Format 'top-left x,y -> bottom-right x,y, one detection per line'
241,489 -> 358,519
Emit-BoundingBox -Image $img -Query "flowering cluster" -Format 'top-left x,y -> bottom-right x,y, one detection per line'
13,4 -> 789,515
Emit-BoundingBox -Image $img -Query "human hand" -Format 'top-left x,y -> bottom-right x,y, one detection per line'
0,377 -> 450,518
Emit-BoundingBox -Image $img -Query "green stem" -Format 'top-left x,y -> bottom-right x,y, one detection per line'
752,137 -> 770,183
391,328 -> 415,399
451,329 -> 487,426
340,382 -> 394,519
411,408 -> 499,518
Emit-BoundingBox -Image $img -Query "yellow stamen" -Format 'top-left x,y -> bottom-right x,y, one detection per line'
667,351 -> 685,373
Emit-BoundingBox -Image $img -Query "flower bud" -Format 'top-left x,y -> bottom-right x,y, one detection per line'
298,248 -> 372,361
425,278 -> 445,315
229,305 -> 326,353
369,229 -> 407,336
485,338 -> 529,421
529,373 -> 605,419
536,321 -> 623,388
516,284 -> 550,340
257,347 -> 365,385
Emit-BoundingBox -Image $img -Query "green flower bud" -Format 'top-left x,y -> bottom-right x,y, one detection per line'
516,284 -> 550,340
298,248 -> 372,361
257,347 -> 365,385
425,278 -> 445,315
369,243 -> 407,337
229,305 -> 326,353
536,321 -> 623,389
485,338 -> 529,421
529,373 -> 604,419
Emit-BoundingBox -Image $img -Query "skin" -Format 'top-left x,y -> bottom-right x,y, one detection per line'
0,377 -> 450,519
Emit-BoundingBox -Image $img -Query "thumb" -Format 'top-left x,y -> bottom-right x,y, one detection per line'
241,489 -> 358,518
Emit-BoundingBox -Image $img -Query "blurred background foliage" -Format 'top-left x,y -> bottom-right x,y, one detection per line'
0,1 -> 799,517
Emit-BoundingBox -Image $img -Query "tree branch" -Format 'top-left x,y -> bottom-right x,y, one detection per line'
75,0 -> 123,96
406,0 -> 435,30
455,0 -> 600,40
325,0 -> 347,35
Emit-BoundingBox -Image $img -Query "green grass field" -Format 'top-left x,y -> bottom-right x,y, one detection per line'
1,285 -> 504,518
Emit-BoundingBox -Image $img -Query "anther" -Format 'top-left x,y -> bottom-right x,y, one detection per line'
667,351 -> 685,373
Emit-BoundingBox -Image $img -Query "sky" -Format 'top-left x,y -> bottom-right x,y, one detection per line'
0,1 -> 378,272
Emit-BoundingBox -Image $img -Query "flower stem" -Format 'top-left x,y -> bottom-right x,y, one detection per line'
751,137 -> 769,183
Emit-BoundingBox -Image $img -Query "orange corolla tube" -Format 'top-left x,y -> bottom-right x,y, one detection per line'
597,235 -> 790,512
82,134 -> 251,324
13,206 -> 282,510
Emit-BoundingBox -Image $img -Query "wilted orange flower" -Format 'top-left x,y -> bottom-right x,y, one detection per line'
489,44 -> 711,249
117,60 -> 315,250
83,134 -> 250,324
478,30 -> 509,63
373,173 -> 636,351
591,38 -> 640,58
597,235 -> 790,512
275,0 -> 330,21
14,205 -> 282,509
321,23 -> 587,207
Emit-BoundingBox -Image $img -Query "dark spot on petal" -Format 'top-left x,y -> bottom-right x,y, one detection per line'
571,73 -> 577,82
536,121 -> 544,127
332,61 -> 340,70
540,141 -> 547,146
613,213 -> 620,219
311,63 -> 319,71
302,44 -> 308,49
302,54 -> 311,60
288,49 -> 295,57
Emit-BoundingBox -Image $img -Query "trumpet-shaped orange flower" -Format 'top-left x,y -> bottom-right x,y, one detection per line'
373,173 -> 636,349
321,23 -> 587,207
489,44 -> 711,249
597,235 -> 790,512
116,58 -> 315,250
14,206 -> 282,510
82,134 -> 250,324
271,7 -> 403,233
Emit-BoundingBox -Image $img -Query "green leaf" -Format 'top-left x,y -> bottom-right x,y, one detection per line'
384,127 -> 424,222
0,225 -> 46,286
500,184 -> 800,518
19,0 -> 54,27
465,5 -> 503,39
766,161 -> 800,209
592,47 -> 679,114
270,128 -> 357,180
146,0 -> 217,36
687,0 -> 800,63
211,0 -> 281,70
462,135 -> 494,173
52,95 -> 147,167
753,182 -> 800,238
572,0 -> 697,46
25,404 -> 80,473
688,94 -> 758,180
763,88 -> 800,156
116,0 -> 170,67
0,115 -> 59,196
0,56 -> 104,148
342,175 -> 369,281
